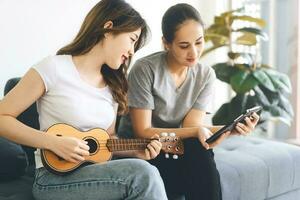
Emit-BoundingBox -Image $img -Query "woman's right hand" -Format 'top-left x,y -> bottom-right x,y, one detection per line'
197,127 -> 230,150
47,135 -> 90,163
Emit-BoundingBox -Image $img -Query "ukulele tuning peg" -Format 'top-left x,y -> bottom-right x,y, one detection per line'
161,132 -> 168,137
165,153 -> 170,159
169,132 -> 176,137
172,154 -> 178,159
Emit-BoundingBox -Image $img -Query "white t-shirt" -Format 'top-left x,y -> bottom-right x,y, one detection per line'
32,55 -> 117,168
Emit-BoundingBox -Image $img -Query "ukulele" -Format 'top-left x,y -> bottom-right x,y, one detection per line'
41,123 -> 184,175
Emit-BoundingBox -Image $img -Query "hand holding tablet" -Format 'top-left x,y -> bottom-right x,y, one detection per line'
206,106 -> 262,144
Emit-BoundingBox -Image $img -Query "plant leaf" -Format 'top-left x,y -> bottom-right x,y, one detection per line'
278,94 -> 294,117
234,63 -> 252,70
253,86 -> 271,107
262,68 -> 292,93
267,105 -> 292,126
228,52 -> 253,65
206,24 -> 230,37
205,33 -> 229,45
212,62 -> 238,83
212,91 -> 292,127
251,86 -> 292,125
212,96 -> 244,125
214,16 -> 227,25
260,64 -> 271,68
258,85 -> 279,105
230,70 -> 259,93
212,94 -> 255,125
252,69 -> 277,92
236,33 -> 257,45
234,27 -> 268,40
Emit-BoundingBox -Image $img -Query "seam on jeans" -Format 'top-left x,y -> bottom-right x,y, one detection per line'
35,178 -> 142,195
35,178 -> 127,188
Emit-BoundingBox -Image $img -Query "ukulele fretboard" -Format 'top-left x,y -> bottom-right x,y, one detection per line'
106,139 -> 153,151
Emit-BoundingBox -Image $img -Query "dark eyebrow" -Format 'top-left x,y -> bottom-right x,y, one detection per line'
196,36 -> 203,41
178,36 -> 203,45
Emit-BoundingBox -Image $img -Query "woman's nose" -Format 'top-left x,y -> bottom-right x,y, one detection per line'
128,44 -> 135,56
189,45 -> 198,57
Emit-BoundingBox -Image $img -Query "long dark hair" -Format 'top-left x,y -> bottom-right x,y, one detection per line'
162,3 -> 204,43
57,0 -> 150,115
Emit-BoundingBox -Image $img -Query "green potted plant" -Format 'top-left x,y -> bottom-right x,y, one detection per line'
203,8 -> 293,128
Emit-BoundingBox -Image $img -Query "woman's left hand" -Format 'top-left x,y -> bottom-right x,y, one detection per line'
231,112 -> 260,135
135,134 -> 162,160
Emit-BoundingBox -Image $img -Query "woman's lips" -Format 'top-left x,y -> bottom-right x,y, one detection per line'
186,58 -> 196,63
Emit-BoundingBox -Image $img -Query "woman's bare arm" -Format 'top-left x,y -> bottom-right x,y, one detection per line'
129,107 -> 231,149
0,69 -> 90,163
182,109 -> 223,133
130,108 -> 200,139
0,69 -> 51,148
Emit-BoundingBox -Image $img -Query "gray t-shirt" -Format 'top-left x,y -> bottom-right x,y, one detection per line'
118,51 -> 216,138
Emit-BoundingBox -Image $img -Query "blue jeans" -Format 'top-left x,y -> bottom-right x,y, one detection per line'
32,159 -> 167,200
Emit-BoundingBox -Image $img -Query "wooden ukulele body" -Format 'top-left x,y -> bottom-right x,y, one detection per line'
41,124 -> 112,175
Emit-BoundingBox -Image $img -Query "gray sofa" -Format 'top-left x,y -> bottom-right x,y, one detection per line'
1,78 -> 300,200
215,135 -> 300,200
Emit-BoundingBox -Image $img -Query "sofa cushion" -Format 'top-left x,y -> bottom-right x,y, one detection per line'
0,137 -> 28,180
215,135 -> 300,200
0,174 -> 34,200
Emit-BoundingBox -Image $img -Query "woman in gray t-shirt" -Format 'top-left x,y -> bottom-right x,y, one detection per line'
118,3 -> 260,200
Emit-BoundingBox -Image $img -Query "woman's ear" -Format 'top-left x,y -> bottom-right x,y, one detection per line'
103,21 -> 114,38
104,21 -> 114,29
162,37 -> 170,51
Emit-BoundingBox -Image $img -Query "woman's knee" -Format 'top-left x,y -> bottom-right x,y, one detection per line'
125,159 -> 167,199
127,159 -> 161,179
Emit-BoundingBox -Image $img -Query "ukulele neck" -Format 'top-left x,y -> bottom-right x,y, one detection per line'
106,139 -> 153,151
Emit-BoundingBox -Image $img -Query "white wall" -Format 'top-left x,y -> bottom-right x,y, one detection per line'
0,0 -> 229,121
0,0 -> 99,96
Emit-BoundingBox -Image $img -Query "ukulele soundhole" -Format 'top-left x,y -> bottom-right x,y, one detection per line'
85,138 -> 98,154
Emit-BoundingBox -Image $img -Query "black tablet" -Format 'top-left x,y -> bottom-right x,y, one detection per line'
206,106 -> 262,144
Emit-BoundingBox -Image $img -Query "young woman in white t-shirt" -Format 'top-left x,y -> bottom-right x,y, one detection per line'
0,0 -> 167,199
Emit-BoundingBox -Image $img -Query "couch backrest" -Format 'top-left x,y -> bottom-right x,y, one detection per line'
4,78 -> 39,166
